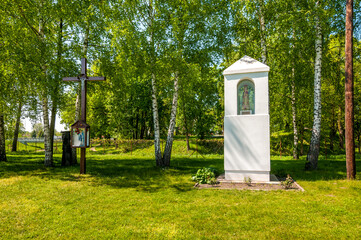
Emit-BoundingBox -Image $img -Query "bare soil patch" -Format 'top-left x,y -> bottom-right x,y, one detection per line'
195,175 -> 304,191
195,181 -> 302,191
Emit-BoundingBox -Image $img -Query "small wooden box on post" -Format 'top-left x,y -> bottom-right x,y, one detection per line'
71,120 -> 90,148
63,58 -> 106,174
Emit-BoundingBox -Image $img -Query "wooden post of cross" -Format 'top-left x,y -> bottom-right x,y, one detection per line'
63,58 -> 106,174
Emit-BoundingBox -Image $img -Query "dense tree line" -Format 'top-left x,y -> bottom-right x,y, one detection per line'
0,0 -> 360,167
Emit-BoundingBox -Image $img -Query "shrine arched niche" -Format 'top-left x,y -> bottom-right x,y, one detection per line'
237,79 -> 255,115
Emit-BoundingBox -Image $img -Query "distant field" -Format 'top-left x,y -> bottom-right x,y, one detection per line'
7,131 -> 349,157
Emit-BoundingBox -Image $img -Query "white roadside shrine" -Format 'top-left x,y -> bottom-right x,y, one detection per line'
223,56 -> 271,182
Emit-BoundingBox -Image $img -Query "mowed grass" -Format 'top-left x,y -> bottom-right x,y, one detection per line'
1,144 -> 361,239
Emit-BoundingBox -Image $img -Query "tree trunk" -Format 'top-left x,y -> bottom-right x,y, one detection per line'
49,18 -> 63,153
329,126 -> 336,152
345,0 -> 356,179
151,72 -> 162,166
258,0 -> 267,64
337,105 -> 345,149
38,7 -> 53,167
291,74 -> 298,160
83,22 -> 89,59
148,0 -> 162,166
43,97 -> 53,167
291,29 -> 298,159
71,20 -> 89,165
0,113 -> 6,162
75,90 -> 81,122
299,122 -> 304,156
72,93 -> 80,164
291,27 -> 298,159
49,100 -> 57,152
300,130 -> 304,156
11,102 -> 22,152
135,112 -> 139,139
162,72 -> 179,166
184,111 -> 190,151
336,43 -> 345,151
329,109 -> 337,152
180,77 -> 190,151
140,111 -> 146,139
306,7 -> 322,170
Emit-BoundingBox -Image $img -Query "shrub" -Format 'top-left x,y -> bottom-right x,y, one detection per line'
281,175 -> 294,189
192,167 -> 218,185
244,177 -> 252,186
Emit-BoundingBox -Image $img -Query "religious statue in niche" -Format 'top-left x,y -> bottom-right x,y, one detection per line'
73,128 -> 85,147
237,80 -> 255,115
242,85 -> 250,110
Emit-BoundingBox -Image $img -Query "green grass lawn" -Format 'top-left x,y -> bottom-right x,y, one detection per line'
1,147 -> 361,239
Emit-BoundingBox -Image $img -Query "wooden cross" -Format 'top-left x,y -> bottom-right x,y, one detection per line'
63,58 -> 106,174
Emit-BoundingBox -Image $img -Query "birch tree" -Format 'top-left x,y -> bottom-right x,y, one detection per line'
0,0 -> 36,160
306,1 -> 323,170
13,0 -> 70,167
38,8 -> 54,167
148,0 -> 163,165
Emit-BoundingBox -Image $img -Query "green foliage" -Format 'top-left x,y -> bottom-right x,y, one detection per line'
192,167 -> 218,185
281,174 -> 294,189
244,176 -> 252,186
1,0 -> 361,166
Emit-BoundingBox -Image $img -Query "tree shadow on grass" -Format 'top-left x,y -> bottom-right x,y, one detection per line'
271,155 -> 361,181
0,153 -> 224,193
86,156 -> 224,192
0,153 -> 49,176
4,153 -> 359,190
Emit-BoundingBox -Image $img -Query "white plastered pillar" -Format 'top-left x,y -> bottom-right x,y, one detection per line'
223,56 -> 271,182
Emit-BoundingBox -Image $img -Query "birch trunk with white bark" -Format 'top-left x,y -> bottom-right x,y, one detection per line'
49,19 -> 63,153
162,72 -> 179,166
43,97 -> 53,167
49,98 -> 57,151
38,9 -> 53,167
291,29 -> 299,160
291,71 -> 299,160
148,0 -> 162,166
151,72 -> 163,166
306,9 -> 322,170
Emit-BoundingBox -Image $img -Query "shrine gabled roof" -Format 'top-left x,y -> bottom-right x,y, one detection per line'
71,120 -> 90,128
223,55 -> 270,75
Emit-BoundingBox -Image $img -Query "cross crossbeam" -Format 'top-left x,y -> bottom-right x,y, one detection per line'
63,58 -> 105,82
